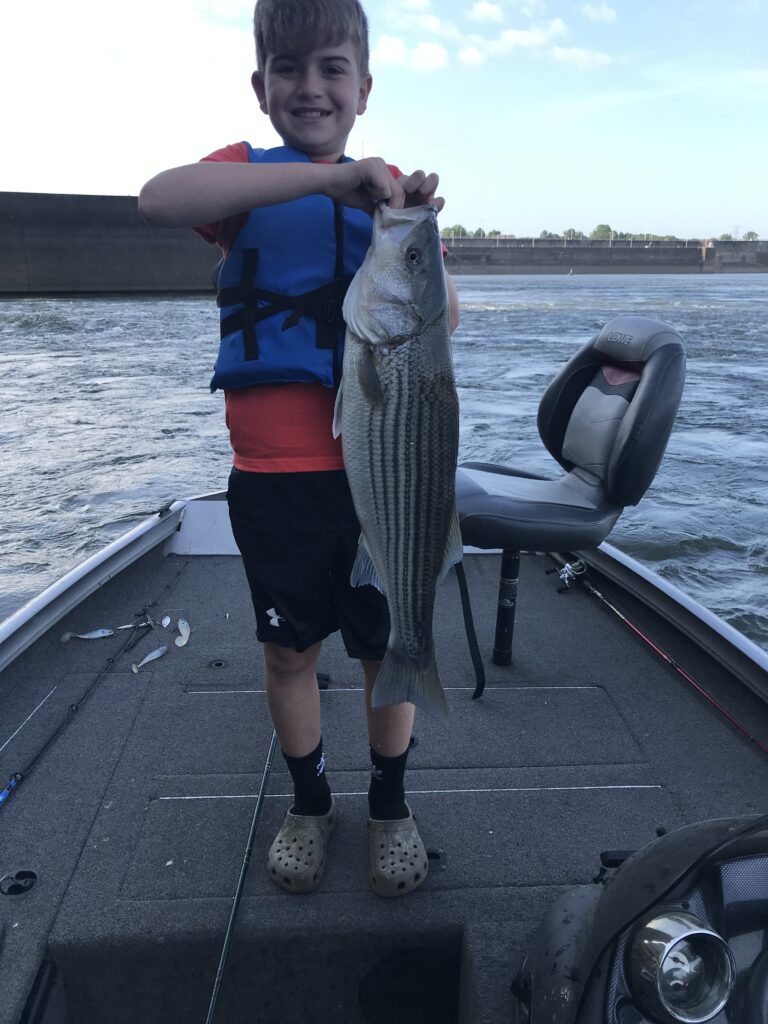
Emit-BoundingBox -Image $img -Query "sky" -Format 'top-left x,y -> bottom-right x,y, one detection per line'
2,0 -> 767,239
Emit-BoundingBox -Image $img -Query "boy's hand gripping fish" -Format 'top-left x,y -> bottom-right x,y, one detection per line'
334,203 -> 461,720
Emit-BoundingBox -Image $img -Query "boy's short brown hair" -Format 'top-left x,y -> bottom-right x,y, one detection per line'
254,0 -> 370,77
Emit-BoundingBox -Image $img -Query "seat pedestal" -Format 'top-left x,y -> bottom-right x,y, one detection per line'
493,550 -> 520,665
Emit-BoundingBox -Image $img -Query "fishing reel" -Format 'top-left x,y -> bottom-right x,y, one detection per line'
546,558 -> 587,593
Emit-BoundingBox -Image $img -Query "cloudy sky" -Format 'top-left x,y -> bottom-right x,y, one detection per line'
2,0 -> 766,237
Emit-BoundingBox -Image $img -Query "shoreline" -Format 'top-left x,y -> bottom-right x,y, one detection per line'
1,260 -> 765,303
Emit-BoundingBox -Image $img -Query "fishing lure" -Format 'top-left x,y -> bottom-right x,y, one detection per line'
59,619 -> 151,643
131,645 -> 168,674
60,628 -> 115,642
175,619 -> 191,648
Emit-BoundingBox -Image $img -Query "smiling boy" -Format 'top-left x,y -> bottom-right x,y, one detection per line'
139,0 -> 458,898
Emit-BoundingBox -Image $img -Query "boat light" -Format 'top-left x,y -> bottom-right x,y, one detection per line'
626,911 -> 735,1022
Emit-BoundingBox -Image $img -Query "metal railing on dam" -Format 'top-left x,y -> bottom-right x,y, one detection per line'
1,192 -> 766,295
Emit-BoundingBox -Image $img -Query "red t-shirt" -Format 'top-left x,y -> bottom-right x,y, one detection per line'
196,144 -> 402,473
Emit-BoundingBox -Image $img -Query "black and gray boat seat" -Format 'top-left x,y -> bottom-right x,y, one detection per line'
455,314 -> 686,678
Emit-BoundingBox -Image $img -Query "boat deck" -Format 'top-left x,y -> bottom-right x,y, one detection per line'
2,546 -> 767,1023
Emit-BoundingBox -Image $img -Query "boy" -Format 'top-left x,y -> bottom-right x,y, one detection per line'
139,0 -> 459,898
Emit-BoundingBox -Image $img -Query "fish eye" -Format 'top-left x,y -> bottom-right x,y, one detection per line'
406,247 -> 423,266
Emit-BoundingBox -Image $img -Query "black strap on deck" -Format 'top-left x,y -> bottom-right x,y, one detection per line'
454,562 -> 486,699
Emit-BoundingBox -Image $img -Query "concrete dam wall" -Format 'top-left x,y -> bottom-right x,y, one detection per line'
1,191 -> 766,295
0,192 -> 218,295
444,236 -> 768,275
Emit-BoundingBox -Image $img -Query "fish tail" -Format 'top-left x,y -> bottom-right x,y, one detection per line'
371,646 -> 449,723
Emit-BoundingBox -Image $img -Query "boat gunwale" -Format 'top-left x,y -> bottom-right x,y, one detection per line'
577,541 -> 768,705
0,500 -> 187,674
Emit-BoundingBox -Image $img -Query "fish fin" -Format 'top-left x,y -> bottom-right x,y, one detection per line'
372,647 -> 449,724
358,345 -> 383,404
350,537 -> 386,594
438,507 -> 464,584
332,376 -> 344,439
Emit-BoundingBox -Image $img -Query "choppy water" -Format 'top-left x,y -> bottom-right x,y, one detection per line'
1,274 -> 767,650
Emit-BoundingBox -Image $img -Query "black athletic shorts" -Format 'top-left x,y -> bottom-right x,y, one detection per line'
226,468 -> 390,659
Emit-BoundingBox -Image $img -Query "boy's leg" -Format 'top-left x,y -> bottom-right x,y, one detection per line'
264,641 -> 323,758
226,470 -> 346,891
264,641 -> 332,818
361,659 -> 414,757
263,641 -> 336,893
362,659 -> 413,818
362,660 -> 428,897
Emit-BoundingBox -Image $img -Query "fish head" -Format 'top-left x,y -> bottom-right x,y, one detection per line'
343,204 -> 447,348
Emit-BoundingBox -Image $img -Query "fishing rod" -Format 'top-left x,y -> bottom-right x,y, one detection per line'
0,616 -> 150,814
1,562 -> 190,815
572,568 -> 768,759
205,729 -> 278,1024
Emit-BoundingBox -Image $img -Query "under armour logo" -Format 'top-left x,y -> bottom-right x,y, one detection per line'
370,763 -> 383,781
266,607 -> 285,628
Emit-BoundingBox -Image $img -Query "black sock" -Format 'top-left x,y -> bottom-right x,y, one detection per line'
282,738 -> 332,816
368,745 -> 409,820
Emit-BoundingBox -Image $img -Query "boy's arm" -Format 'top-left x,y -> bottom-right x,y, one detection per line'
138,158 -> 417,229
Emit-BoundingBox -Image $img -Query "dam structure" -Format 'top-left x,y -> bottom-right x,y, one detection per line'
1,191 -> 766,295
443,234 -> 768,275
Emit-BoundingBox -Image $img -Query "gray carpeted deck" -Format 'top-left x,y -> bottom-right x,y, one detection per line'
1,547 -> 767,1023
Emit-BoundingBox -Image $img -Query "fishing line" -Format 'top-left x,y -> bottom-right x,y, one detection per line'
581,577 -> 768,759
205,729 -> 278,1024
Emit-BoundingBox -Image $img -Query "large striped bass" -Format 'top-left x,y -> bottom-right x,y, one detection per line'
334,203 -> 462,720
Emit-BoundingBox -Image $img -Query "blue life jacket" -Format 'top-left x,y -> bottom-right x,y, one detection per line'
211,144 -> 372,392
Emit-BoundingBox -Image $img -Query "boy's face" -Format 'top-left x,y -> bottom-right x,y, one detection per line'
252,40 -> 372,162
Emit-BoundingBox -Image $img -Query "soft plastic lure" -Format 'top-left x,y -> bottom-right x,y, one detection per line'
175,620 -> 191,647
131,645 -> 168,674
60,628 -> 115,642
60,620 -> 150,642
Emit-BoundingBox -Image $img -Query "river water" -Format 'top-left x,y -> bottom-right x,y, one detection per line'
1,274 -> 766,650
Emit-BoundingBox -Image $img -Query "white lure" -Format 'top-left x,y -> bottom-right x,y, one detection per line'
131,645 -> 168,673
175,619 -> 191,648
60,628 -> 115,643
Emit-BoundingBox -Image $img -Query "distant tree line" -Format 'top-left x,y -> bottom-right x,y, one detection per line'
442,223 -> 761,242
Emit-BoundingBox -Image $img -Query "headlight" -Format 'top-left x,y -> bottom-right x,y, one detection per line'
626,911 -> 735,1022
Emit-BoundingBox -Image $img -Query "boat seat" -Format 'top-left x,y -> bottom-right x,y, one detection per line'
455,314 -> 686,675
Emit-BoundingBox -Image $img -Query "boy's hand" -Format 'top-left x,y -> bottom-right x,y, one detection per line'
396,170 -> 445,213
322,158 -> 403,213
322,159 -> 445,214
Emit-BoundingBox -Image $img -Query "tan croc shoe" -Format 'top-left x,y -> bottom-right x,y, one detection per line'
368,804 -> 428,898
267,799 -> 336,894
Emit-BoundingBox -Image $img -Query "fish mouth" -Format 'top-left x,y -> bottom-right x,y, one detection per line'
375,203 -> 439,224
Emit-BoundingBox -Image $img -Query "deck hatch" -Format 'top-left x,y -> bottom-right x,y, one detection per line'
120,785 -> 679,899
150,686 -> 647,775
